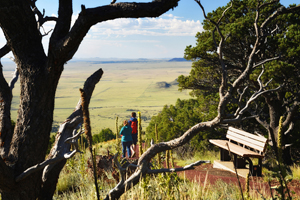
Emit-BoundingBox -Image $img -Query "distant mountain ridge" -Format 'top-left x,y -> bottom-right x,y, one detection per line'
168,58 -> 190,62
66,57 -> 191,64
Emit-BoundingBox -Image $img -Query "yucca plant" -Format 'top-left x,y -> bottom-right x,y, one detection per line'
269,116 -> 293,200
138,112 -> 143,156
155,123 -> 161,167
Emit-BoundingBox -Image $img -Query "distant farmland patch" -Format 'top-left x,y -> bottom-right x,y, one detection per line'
156,81 -> 171,88
156,79 -> 178,88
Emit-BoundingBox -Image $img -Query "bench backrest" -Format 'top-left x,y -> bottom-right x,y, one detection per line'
226,127 -> 268,155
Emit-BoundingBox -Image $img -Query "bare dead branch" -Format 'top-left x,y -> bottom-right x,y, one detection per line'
14,69 -> 103,185
150,138 -> 154,146
237,67 -> 282,116
52,0 -> 180,62
195,0 -> 233,98
113,153 -> 138,185
216,1 -> 233,25
258,0 -> 279,10
16,126 -> 84,182
234,86 -> 248,117
254,2 -> 260,37
271,24 -> 279,35
64,129 -> 83,153
253,56 -> 280,68
9,65 -> 19,93
284,122 -> 294,136
223,66 -> 282,125
32,7 -> 57,30
15,119 -> 82,183
52,0 -> 72,40
16,154 -> 64,183
147,160 -> 210,174
0,44 -> 10,58
41,27 -> 53,37
105,119 -> 217,200
282,101 -> 300,128
261,4 -> 300,31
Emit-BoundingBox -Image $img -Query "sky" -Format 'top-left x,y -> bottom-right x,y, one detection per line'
0,0 -> 298,59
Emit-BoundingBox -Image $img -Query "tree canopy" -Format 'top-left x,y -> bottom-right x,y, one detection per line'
177,0 -> 300,164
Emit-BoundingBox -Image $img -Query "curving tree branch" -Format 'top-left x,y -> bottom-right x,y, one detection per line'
0,44 -> 11,58
10,68 -> 103,198
51,0 -> 179,62
106,123 -> 214,200
195,0 -> 233,98
147,160 -> 210,174
32,7 -> 57,30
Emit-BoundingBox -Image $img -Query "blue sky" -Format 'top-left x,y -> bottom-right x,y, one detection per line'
0,0 -> 298,59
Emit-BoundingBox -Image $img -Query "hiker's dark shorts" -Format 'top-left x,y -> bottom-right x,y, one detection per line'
132,134 -> 137,145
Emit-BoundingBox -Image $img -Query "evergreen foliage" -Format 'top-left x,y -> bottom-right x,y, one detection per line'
177,0 -> 300,161
148,0 -> 300,161
92,128 -> 115,144
179,1 -> 300,99
146,97 -> 222,153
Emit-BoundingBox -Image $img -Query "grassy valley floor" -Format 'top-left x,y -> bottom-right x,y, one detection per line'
3,60 -> 193,134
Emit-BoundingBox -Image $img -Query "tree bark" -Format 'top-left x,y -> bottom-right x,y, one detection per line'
0,0 -> 180,199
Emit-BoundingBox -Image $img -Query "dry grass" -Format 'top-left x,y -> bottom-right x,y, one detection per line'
174,150 -> 218,167
291,164 -> 300,180
54,140 -> 278,200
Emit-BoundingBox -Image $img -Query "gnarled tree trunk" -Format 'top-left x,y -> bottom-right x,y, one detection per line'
0,0 -> 180,199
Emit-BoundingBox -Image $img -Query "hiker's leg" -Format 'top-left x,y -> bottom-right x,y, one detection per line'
132,134 -> 137,152
121,141 -> 126,158
130,144 -> 134,154
126,141 -> 132,158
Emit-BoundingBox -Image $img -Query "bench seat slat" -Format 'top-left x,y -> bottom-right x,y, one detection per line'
228,127 -> 267,143
209,139 -> 265,158
227,131 -> 266,152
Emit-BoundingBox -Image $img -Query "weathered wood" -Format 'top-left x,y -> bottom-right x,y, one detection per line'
210,127 -> 267,158
227,131 -> 266,152
228,127 -> 267,143
227,132 -> 265,151
209,127 -> 268,177
209,139 -> 265,158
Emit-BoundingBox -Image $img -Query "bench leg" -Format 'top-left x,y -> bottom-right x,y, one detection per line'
245,158 -> 263,176
245,158 -> 253,175
256,158 -> 263,176
233,155 -> 246,168
220,148 -> 231,161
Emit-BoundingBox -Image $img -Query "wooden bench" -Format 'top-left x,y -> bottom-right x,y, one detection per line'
209,127 -> 268,176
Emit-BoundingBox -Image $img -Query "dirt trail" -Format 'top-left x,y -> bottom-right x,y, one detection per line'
130,144 -> 300,198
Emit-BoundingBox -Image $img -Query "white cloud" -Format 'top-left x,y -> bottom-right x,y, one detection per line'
0,14 -> 201,59
36,13 -> 202,38
90,15 -> 203,37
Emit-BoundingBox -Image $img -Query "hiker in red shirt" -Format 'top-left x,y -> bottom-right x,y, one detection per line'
128,112 -> 138,157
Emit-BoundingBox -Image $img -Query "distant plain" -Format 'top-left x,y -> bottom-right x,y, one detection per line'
3,60 -> 192,134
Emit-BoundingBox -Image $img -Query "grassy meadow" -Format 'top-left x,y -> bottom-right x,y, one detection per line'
3,60 -> 192,134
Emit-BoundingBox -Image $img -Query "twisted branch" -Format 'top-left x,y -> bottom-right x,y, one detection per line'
108,151 -> 210,200
14,68 -> 103,183
147,160 -> 210,174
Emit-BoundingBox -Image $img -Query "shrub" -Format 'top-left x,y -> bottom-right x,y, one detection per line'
92,128 -> 115,144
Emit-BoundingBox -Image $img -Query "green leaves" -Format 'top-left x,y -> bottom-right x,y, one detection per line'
146,96 -> 220,151
92,128 -> 115,144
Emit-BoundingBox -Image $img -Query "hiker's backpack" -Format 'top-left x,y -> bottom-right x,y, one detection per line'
130,119 -> 138,134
